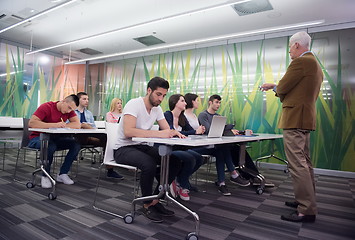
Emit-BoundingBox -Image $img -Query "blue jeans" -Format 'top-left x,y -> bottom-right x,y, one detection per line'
172,149 -> 203,189
28,136 -> 81,175
192,145 -> 235,184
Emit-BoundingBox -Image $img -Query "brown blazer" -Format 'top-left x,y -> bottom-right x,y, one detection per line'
276,52 -> 323,130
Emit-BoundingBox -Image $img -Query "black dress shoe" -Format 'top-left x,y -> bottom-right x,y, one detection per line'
281,211 -> 316,222
285,201 -> 299,208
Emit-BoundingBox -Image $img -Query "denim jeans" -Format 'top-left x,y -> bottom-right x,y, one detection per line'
172,149 -> 203,189
28,136 -> 81,175
192,145 -> 235,184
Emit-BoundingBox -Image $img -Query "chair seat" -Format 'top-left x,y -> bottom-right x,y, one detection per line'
105,160 -> 137,171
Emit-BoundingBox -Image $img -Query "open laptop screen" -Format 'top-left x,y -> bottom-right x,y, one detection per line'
208,115 -> 227,138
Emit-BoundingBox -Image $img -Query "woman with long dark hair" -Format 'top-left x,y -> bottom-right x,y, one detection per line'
164,94 -> 205,201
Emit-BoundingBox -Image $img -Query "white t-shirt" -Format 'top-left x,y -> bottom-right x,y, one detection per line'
184,112 -> 199,130
114,97 -> 165,149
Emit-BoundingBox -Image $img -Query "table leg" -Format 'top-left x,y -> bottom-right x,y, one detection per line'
238,143 -> 266,194
28,133 -> 57,200
159,145 -> 200,236
255,139 -> 289,173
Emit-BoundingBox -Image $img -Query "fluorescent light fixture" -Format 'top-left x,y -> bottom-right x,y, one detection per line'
0,0 -> 78,34
26,0 -> 251,55
65,20 -> 324,65
0,70 -> 26,77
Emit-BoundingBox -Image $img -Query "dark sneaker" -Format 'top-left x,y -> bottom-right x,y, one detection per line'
218,184 -> 231,196
107,170 -> 124,179
230,176 -> 250,187
251,178 -> 275,188
285,201 -> 299,208
139,206 -> 163,223
153,202 -> 175,217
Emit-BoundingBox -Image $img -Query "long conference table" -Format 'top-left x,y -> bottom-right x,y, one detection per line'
132,134 -> 283,240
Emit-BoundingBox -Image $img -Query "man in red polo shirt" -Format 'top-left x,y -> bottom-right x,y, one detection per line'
28,94 -> 81,188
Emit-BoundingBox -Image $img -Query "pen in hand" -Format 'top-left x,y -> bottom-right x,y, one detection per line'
60,118 -> 66,128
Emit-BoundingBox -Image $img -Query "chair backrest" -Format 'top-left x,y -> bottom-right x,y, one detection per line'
104,122 -> 119,164
21,118 -> 31,148
104,122 -> 137,170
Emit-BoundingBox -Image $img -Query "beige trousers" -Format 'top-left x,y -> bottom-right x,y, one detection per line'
283,129 -> 317,215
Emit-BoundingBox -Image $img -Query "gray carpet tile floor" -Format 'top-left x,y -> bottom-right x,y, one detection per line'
0,148 -> 355,240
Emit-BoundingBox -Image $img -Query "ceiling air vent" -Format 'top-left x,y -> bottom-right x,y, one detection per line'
78,48 -> 103,55
232,0 -> 273,16
133,35 -> 165,46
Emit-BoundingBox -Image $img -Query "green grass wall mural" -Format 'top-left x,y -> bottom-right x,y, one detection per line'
102,30 -> 355,172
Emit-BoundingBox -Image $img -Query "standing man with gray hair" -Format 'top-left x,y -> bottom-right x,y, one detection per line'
260,31 -> 323,222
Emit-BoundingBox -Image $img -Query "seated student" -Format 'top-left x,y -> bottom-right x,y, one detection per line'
164,94 -> 205,201
106,98 -> 123,123
75,92 -> 123,179
184,93 -> 250,196
184,93 -> 201,130
113,77 -> 182,223
198,94 -> 274,188
28,94 -> 81,188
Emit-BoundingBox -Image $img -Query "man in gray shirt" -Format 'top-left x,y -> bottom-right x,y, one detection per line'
198,94 -> 274,193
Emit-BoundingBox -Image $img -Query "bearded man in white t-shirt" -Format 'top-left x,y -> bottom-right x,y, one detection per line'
113,76 -> 183,223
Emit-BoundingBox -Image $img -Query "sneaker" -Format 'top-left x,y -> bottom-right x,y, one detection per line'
251,178 -> 275,188
230,175 -> 250,187
56,174 -> 74,185
218,184 -> 231,196
178,188 -> 190,201
169,180 -> 179,198
41,176 -> 52,188
106,170 -> 124,180
139,206 -> 163,223
153,202 -> 175,216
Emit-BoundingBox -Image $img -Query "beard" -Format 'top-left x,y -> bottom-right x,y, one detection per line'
149,93 -> 161,107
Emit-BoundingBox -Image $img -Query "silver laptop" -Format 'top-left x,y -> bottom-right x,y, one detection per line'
207,115 -> 227,138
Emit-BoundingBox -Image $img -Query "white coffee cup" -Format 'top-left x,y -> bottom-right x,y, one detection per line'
245,129 -> 252,136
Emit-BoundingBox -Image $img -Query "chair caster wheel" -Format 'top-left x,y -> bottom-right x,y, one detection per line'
256,186 -> 264,195
48,192 -> 57,200
186,232 -> 198,240
124,214 -> 134,224
26,182 -> 35,188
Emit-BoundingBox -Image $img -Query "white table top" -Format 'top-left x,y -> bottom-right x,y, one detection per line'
29,128 -> 106,134
0,117 -> 23,129
132,133 -> 283,147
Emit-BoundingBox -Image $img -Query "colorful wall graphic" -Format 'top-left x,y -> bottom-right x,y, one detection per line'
1,28 -> 354,172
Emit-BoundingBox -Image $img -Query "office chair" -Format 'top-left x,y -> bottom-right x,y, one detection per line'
93,122 -> 139,223
13,118 -> 41,181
